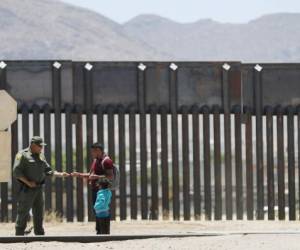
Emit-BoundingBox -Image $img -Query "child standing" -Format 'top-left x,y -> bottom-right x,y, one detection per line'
93,180 -> 112,234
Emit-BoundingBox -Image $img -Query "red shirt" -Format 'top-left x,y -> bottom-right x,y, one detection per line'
90,155 -> 113,190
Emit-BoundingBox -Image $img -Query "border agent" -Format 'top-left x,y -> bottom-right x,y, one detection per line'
13,136 -> 69,236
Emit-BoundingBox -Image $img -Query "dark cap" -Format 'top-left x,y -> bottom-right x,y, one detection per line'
91,142 -> 104,150
31,136 -> 47,146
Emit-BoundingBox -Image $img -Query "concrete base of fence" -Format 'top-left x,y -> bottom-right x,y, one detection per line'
0,233 -> 222,243
2,231 -> 300,243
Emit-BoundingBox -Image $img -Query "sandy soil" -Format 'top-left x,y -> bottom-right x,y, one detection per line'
1,221 -> 300,249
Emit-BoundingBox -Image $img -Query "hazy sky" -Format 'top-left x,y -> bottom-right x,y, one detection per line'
61,0 -> 300,24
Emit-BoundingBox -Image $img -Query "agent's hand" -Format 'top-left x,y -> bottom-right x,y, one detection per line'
61,172 -> 70,177
54,171 -> 70,178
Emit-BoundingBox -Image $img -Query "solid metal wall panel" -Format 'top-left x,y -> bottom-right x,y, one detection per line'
92,63 -> 138,107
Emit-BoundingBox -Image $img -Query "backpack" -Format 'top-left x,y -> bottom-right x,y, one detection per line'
102,156 -> 120,191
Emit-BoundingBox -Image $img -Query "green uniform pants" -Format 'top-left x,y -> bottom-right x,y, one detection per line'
15,187 -> 44,235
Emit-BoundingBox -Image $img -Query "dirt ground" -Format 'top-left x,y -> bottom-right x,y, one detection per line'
1,220 -> 300,250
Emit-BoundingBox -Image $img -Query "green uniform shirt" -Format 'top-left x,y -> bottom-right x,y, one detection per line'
13,147 -> 53,184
